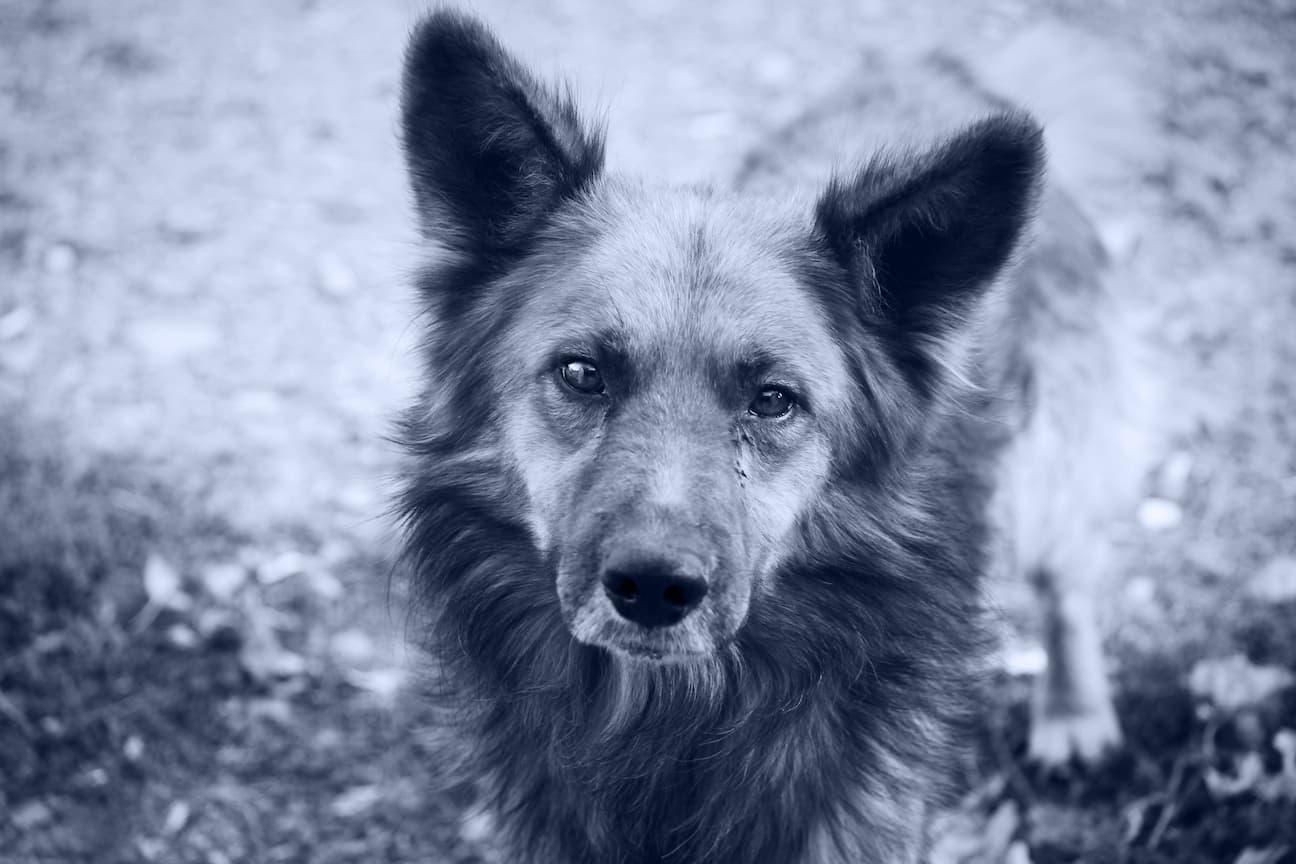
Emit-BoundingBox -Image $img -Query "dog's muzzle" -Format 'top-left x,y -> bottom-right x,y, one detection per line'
598,546 -> 710,629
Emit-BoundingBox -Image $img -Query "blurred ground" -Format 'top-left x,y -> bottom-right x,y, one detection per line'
1,0 -> 1295,861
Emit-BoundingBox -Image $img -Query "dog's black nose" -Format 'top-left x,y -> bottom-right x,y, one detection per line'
600,554 -> 709,629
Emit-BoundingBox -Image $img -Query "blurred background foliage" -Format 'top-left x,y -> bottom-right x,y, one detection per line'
2,0 -> 1295,861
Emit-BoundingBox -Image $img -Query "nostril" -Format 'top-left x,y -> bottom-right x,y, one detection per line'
663,575 -> 708,610
600,560 -> 709,629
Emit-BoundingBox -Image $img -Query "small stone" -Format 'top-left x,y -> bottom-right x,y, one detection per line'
0,305 -> 34,341
143,554 -> 187,609
232,388 -> 281,416
80,767 -> 108,787
1153,450 -> 1194,500
11,800 -> 52,830
315,252 -> 358,298
331,629 -> 374,665
1099,217 -> 1143,261
688,111 -> 737,141
127,318 -> 219,362
158,204 -> 216,245
754,52 -> 795,85
123,735 -> 145,761
1137,497 -> 1182,531
1124,576 -> 1157,607
166,624 -> 198,649
1187,543 -> 1234,579
43,242 -> 77,273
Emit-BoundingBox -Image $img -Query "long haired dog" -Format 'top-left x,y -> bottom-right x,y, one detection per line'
397,12 -> 1135,862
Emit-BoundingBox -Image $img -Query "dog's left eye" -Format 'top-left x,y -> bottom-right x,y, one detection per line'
748,387 -> 794,418
559,359 -> 604,395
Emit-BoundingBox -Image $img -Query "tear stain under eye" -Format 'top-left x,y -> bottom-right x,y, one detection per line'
733,430 -> 752,484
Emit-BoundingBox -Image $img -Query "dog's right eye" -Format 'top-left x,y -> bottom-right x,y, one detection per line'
559,359 -> 604,395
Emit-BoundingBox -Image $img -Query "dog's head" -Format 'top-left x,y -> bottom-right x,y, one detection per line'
401,12 -> 1041,662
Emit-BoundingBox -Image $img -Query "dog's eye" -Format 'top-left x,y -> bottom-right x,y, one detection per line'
559,359 -> 604,395
748,387 -> 794,418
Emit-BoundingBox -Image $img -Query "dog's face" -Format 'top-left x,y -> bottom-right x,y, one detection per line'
493,193 -> 855,659
400,14 -> 1041,662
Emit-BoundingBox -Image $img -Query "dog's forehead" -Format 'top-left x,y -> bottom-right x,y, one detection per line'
520,184 -> 850,403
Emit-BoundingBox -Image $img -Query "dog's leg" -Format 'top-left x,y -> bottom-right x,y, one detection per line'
1028,563 -> 1121,766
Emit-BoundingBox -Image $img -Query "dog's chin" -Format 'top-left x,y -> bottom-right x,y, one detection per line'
567,602 -> 720,663
600,633 -> 713,664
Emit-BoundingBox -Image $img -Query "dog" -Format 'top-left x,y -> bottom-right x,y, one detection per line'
396,11 -> 1143,862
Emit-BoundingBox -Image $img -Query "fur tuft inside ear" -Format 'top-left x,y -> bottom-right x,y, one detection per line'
815,112 -> 1044,398
400,11 -> 605,256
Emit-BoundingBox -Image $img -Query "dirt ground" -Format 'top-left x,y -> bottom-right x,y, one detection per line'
2,0 -> 1295,861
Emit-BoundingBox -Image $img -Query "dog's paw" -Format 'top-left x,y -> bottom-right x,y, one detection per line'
1027,705 -> 1122,767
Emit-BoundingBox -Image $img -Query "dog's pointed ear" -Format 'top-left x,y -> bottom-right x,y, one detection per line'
400,12 -> 605,256
815,113 -> 1044,397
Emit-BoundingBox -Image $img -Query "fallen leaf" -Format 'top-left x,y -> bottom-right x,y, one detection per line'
331,629 -> 375,665
305,569 -> 343,600
11,800 -> 52,831
1249,557 -> 1296,602
144,554 -> 189,610
127,318 -> 219,362
162,800 -> 190,835
1122,797 -> 1152,844
166,624 -> 198,649
1189,654 -> 1294,712
240,634 -> 307,680
239,603 -> 308,681
344,667 -> 407,701
201,562 -> 248,599
983,800 -> 1019,859
247,697 -> 293,726
460,808 -> 496,844
1002,641 -> 1047,676
1152,450 -> 1193,500
256,550 -> 313,585
1205,752 -> 1266,799
1260,729 -> 1296,802
1275,729 -> 1296,773
1005,841 -> 1034,864
332,784 -> 382,818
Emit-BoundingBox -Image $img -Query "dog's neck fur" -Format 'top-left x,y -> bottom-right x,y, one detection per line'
404,443 -> 992,864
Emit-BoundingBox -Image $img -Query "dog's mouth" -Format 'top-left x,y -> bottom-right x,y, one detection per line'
567,594 -> 718,661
